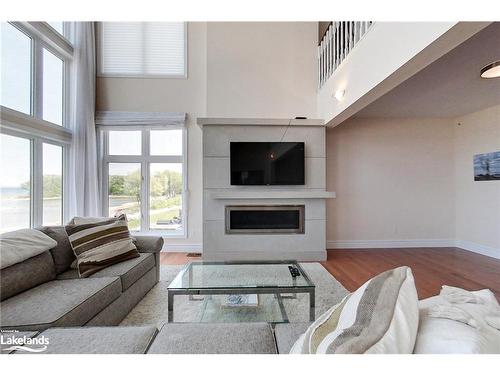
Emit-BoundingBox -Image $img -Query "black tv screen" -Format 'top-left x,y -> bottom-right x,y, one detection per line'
230,142 -> 305,185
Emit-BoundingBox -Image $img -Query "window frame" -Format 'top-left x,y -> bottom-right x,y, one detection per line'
100,126 -> 188,238
3,22 -> 73,128
0,128 -> 67,229
0,21 -> 73,229
96,22 -> 188,79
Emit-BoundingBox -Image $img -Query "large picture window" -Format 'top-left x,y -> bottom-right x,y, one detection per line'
101,127 -> 187,237
1,22 -> 71,127
0,132 -> 66,233
1,23 -> 32,114
1,22 -> 73,232
0,134 -> 31,232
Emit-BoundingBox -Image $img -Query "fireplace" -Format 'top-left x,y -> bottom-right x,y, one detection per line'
225,205 -> 305,234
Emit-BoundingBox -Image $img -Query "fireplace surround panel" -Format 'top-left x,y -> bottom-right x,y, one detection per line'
202,120 -> 329,261
225,205 -> 305,234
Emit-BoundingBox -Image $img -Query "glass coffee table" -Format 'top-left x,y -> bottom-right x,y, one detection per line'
167,261 -> 315,323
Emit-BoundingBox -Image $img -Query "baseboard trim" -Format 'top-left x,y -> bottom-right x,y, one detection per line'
203,250 -> 327,262
159,239 -> 500,259
326,239 -> 456,249
326,239 -> 500,260
161,243 -> 203,253
455,240 -> 500,260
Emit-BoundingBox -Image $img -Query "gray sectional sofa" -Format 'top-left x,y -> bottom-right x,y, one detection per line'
0,227 -> 307,354
0,226 -> 163,331
1,323 -> 306,354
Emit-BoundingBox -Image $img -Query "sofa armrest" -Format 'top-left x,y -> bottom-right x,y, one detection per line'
133,235 -> 164,253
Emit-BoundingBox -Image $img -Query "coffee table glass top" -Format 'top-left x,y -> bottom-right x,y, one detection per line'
168,260 -> 314,290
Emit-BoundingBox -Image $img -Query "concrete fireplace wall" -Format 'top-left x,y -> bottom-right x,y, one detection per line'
201,119 -> 331,261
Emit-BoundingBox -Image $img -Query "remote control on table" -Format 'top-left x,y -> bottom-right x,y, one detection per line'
288,266 -> 301,277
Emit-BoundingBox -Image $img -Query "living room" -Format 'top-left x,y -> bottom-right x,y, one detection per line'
1,0 -> 499,372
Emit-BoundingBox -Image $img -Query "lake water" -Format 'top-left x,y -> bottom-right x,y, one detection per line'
0,189 -> 181,233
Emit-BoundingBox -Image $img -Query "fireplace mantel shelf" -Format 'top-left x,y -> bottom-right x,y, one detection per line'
209,190 -> 336,200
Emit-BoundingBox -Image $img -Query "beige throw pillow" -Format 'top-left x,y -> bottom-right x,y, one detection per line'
65,214 -> 139,277
290,266 -> 419,354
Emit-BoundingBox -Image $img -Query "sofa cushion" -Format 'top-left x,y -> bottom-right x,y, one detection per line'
148,323 -> 277,354
0,277 -> 121,331
38,226 -> 75,274
57,253 -> 155,292
1,251 -> 56,301
0,229 -> 57,270
14,327 -> 158,354
0,331 -> 38,354
65,214 -> 139,277
274,323 -> 310,354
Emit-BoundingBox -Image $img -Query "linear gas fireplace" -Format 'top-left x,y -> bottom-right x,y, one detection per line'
225,205 -> 305,234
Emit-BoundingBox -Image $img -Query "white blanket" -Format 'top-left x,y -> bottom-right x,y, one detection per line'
415,289 -> 500,354
0,229 -> 57,269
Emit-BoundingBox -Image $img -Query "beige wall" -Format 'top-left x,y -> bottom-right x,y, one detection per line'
96,22 -> 319,249
326,117 -> 456,246
454,105 -> 500,256
326,110 -> 500,258
96,22 -> 208,248
206,22 -> 317,118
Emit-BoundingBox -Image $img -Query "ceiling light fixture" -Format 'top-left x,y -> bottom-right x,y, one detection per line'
334,89 -> 345,101
480,61 -> 500,79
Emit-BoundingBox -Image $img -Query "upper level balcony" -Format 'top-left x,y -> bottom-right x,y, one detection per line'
317,21 -> 492,126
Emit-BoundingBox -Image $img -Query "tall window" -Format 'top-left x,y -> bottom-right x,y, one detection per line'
97,22 -> 186,77
0,134 -> 31,232
1,23 -> 32,114
0,22 -> 73,232
0,134 -> 66,232
101,127 -> 186,236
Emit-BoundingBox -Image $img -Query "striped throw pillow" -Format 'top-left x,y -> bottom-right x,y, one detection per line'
290,266 -> 419,354
65,214 -> 139,277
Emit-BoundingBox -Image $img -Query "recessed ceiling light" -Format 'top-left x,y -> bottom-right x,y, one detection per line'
480,61 -> 500,79
334,89 -> 345,101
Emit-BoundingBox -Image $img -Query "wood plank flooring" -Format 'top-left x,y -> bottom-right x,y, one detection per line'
160,248 -> 500,301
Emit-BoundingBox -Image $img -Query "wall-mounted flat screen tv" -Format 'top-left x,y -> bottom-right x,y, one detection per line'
230,142 -> 305,185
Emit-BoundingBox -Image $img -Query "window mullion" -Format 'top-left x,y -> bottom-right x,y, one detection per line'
32,138 -> 44,227
62,144 -> 70,223
33,38 -> 43,120
142,130 -> 150,232
102,131 -> 109,217
182,126 -> 188,238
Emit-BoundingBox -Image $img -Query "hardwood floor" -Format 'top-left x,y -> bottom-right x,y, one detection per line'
160,248 -> 500,301
321,248 -> 500,301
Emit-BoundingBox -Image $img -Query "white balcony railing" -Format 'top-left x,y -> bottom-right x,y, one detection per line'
318,21 -> 373,88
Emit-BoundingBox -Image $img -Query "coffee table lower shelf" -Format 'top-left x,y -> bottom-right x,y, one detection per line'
167,287 -> 315,323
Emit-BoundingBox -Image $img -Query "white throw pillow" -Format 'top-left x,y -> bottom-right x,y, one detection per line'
0,229 -> 57,269
414,289 -> 500,354
290,266 -> 419,354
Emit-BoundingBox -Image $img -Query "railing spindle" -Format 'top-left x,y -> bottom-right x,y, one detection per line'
318,21 -> 373,88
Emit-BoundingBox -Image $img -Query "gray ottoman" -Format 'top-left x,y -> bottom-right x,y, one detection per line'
274,323 -> 310,354
13,326 -> 157,354
148,323 -> 277,354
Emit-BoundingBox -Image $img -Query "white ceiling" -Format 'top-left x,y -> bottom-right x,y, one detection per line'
355,23 -> 500,118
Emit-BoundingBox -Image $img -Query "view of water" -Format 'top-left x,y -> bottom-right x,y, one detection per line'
0,188 -> 63,232
0,188 -> 182,234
